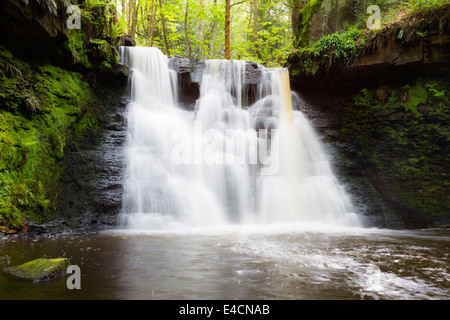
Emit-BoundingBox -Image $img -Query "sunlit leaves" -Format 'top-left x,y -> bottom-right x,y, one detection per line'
116,0 -> 294,66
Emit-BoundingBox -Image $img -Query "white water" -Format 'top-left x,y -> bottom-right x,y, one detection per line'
119,46 -> 361,230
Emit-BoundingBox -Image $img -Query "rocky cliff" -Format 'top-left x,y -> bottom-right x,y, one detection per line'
287,1 -> 450,228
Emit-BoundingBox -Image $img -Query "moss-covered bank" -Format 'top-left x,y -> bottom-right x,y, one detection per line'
340,77 -> 449,227
0,0 -> 129,233
287,1 -> 450,80
0,44 -> 114,231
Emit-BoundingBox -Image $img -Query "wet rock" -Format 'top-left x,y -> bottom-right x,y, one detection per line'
57,90 -> 128,233
4,258 -> 70,282
170,58 -> 263,86
0,0 -> 69,45
121,34 -> 135,47
169,57 -> 264,108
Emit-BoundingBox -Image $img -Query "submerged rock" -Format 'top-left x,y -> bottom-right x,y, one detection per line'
4,258 -> 70,282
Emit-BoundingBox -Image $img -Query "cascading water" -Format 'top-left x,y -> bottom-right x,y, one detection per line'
119,46 -> 361,230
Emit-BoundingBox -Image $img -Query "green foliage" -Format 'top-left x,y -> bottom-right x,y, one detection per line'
110,18 -> 126,42
66,29 -> 92,69
0,198 -> 23,230
402,82 -> 428,116
291,25 -> 365,74
356,0 -> 450,31
0,44 -> 98,229
427,83 -> 447,100
121,0 -> 294,67
400,0 -> 449,12
231,4 -> 295,67
310,26 -> 365,59
24,91 -> 42,113
73,114 -> 99,138
66,0 -> 121,69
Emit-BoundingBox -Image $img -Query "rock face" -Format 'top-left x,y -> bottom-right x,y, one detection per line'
288,2 -> 450,88
169,57 -> 264,108
121,35 -> 136,47
0,0 -> 129,80
0,0 -> 69,46
287,3 -> 450,228
288,41 -> 450,228
287,31 -> 450,89
56,89 -> 128,233
291,0 -> 358,47
4,258 -> 70,282
308,0 -> 357,44
348,33 -> 450,87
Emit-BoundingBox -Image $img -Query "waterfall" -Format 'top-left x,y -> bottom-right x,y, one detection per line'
119,46 -> 361,230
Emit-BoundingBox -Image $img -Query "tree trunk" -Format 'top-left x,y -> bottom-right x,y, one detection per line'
198,0 -> 204,59
185,0 -> 192,58
131,1 -> 138,39
225,0 -> 231,59
206,0 -> 218,54
128,0 -> 132,34
253,0 -> 257,42
253,0 -> 262,60
159,0 -> 171,56
148,0 -> 156,46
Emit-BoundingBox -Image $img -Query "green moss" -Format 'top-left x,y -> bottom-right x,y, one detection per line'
0,0 -> 129,231
4,258 -> 70,282
66,29 -> 92,69
50,132 -> 65,159
0,44 -> 99,229
293,0 -> 324,48
73,114 -> 99,138
0,198 -> 23,229
403,82 -> 428,116
87,39 -> 119,73
340,76 -> 450,219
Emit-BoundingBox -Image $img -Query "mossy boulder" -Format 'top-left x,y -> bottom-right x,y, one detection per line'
4,258 -> 70,282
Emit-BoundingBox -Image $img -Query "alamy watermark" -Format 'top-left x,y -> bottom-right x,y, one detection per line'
171,121 -> 280,176
367,5 -> 381,30
67,5 -> 81,30
66,265 -> 81,290
65,4 -> 382,32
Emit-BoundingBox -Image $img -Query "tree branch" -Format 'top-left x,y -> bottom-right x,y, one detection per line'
230,0 -> 248,8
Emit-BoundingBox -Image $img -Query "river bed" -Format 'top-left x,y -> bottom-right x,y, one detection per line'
0,224 -> 448,300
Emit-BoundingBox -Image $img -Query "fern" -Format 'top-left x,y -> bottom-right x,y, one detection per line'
23,92 -> 41,113
110,20 -> 125,40
5,62 -> 22,77
84,0 -> 106,11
